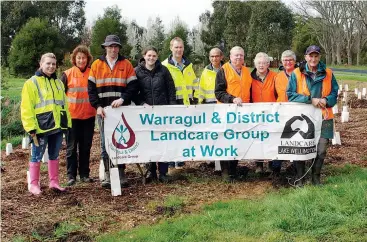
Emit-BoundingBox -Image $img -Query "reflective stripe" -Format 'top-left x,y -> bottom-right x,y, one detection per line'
98,92 -> 121,98
127,75 -> 137,83
31,76 -> 44,102
68,87 -> 88,92
68,97 -> 90,103
186,85 -> 194,90
35,99 -> 65,108
199,94 -> 205,99
89,76 -> 96,83
188,94 -> 193,98
176,94 -> 184,99
202,89 -> 214,94
204,98 -> 217,102
96,78 -> 127,85
193,78 -> 199,84
176,86 -> 183,91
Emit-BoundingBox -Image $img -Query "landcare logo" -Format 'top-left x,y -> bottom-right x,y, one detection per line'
278,114 -> 317,155
111,113 -> 139,153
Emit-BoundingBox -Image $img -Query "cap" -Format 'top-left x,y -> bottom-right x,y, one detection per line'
305,45 -> 321,55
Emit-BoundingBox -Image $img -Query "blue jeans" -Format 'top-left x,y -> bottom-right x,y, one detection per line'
30,132 -> 63,162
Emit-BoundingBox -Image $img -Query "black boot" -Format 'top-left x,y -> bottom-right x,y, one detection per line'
294,161 -> 305,187
311,158 -> 324,185
118,164 -> 129,188
228,160 -> 238,182
146,163 -> 158,183
220,161 -> 229,182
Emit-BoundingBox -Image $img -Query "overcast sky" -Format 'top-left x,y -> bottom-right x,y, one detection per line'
85,0 -> 214,29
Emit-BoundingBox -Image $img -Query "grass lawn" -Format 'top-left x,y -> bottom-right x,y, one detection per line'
1,77 -> 26,100
329,65 -> 367,71
97,165 -> 367,242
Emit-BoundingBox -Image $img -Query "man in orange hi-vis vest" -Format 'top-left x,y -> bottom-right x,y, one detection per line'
61,45 -> 96,186
88,35 -> 138,189
287,45 -> 338,186
215,46 -> 252,182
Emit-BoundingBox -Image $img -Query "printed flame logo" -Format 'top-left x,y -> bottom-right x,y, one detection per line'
112,112 -> 136,149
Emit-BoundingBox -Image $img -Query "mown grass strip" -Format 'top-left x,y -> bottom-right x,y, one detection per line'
97,165 -> 367,242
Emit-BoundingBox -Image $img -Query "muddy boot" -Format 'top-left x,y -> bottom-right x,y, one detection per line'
311,158 -> 324,185
101,158 -> 111,189
228,160 -> 238,182
255,162 -> 264,174
118,164 -> 129,188
146,163 -> 158,183
294,161 -> 305,187
271,166 -> 281,186
220,161 -> 229,182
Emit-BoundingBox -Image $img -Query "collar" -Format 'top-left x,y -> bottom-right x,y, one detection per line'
35,70 -> 57,79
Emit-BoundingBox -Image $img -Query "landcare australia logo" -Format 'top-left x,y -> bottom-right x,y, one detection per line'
278,114 -> 317,155
111,112 -> 139,154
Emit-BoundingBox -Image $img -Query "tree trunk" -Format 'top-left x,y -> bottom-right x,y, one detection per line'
336,41 -> 342,65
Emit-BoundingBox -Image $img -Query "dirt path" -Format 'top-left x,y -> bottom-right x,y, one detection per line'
1,103 -> 366,241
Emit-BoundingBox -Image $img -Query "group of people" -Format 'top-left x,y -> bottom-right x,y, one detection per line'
20,34 -> 338,196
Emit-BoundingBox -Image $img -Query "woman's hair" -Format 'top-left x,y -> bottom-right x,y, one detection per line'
281,50 -> 296,62
142,46 -> 158,56
253,52 -> 270,65
70,45 -> 93,67
40,53 -> 56,64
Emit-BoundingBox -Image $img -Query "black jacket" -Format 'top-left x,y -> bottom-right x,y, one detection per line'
134,59 -> 177,105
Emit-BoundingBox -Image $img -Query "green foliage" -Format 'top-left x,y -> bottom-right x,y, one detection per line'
1,136 -> 23,150
201,1 -> 294,63
160,20 -> 192,61
1,1 -> 86,66
1,67 -> 10,91
291,15 -> 319,61
246,1 -> 294,61
98,165 -> 367,242
54,221 -> 82,239
8,18 -> 63,77
90,6 -> 132,59
146,17 -> 165,54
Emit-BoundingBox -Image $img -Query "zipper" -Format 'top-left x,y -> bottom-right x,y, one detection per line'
150,70 -> 155,106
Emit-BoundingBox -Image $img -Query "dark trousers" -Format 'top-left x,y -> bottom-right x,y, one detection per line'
66,117 -> 95,179
149,162 -> 169,175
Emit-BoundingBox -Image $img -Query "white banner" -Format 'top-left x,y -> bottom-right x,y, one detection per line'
104,103 -> 322,164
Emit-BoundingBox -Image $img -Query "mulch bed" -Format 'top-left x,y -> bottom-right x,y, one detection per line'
1,104 -> 366,241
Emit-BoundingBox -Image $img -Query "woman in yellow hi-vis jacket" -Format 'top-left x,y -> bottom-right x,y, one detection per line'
21,53 -> 72,195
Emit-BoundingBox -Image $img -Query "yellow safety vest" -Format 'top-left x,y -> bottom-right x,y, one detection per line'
198,67 -> 217,103
162,59 -> 197,105
21,74 -> 72,134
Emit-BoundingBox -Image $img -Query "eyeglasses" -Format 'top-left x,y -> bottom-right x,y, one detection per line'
282,59 -> 294,62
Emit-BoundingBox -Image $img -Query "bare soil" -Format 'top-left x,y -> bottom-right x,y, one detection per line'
1,103 -> 366,241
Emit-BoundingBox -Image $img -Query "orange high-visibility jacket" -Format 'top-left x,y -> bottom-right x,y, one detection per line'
251,69 -> 277,102
275,70 -> 290,102
293,68 -> 334,120
64,66 -> 96,119
215,62 -> 252,103
88,55 -> 138,108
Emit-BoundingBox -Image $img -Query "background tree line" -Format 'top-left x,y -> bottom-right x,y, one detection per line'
1,0 -> 367,78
